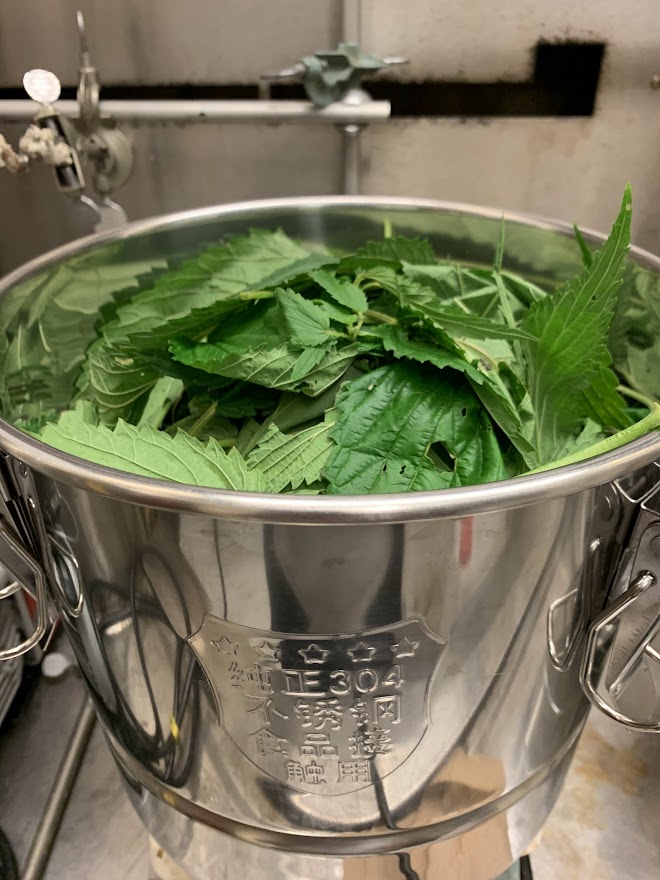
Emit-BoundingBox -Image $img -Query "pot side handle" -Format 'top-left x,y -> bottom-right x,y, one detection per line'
580,485 -> 660,732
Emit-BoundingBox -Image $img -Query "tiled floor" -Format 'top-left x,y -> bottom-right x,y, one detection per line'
1,661 -> 659,880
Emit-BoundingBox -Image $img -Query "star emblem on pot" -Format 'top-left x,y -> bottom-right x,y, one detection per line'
212,636 -> 238,655
347,641 -> 376,663
391,637 -> 419,658
254,640 -> 280,663
298,643 -> 330,665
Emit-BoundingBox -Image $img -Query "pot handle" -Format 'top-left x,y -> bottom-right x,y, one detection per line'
580,486 -> 660,732
580,571 -> 660,731
0,454 -> 51,660
0,520 -> 48,659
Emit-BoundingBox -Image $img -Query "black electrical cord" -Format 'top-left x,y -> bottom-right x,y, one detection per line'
520,855 -> 534,879
0,826 -> 18,880
80,549 -> 200,789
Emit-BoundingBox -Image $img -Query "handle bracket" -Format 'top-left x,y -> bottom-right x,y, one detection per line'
581,482 -> 660,731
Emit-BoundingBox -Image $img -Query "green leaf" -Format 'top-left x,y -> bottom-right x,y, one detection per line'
254,252 -> 338,289
79,344 -> 161,426
101,229 -> 309,343
401,263 -> 486,300
368,324 -> 533,457
290,347 -> 329,380
354,236 -> 437,265
170,337 -> 360,396
212,383 -> 279,418
366,324 -> 486,385
275,288 -> 332,347
166,397 -> 238,443
581,358 -> 631,431
382,274 -> 535,341
573,224 -> 594,269
309,269 -> 368,314
522,185 -> 632,463
407,299 -> 535,342
324,362 -> 507,494
137,376 -> 184,429
127,297 -> 249,351
40,414 -> 265,490
247,417 -> 335,492
528,404 -> 660,474
235,418 -> 263,454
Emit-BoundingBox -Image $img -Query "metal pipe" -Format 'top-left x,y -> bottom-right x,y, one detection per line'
21,698 -> 96,880
341,0 -> 363,43
342,123 -> 362,195
0,99 -> 390,125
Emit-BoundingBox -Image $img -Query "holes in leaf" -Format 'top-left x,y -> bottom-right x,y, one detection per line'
399,465 -> 407,475
461,407 -> 468,417
428,441 -> 456,472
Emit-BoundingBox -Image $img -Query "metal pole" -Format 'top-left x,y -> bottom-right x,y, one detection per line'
340,0 -> 364,194
0,99 -> 390,125
342,123 -> 362,196
341,0 -> 363,44
21,698 -> 97,880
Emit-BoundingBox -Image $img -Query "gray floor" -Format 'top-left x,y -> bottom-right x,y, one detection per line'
1,660 -> 659,880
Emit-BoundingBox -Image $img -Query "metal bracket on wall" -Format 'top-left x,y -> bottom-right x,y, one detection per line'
263,42 -> 407,195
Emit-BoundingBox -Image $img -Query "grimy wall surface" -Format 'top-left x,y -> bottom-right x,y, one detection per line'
1,0 -> 659,272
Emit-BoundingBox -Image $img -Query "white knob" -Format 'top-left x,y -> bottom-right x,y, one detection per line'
23,68 -> 62,106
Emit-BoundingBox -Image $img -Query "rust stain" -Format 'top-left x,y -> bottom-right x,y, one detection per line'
574,725 -> 649,798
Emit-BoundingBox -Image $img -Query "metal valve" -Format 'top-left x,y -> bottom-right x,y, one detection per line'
73,11 -> 133,200
0,11 -> 133,231
0,69 -> 77,181
263,42 -> 408,109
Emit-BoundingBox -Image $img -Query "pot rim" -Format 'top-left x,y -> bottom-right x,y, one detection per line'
2,194 -> 659,524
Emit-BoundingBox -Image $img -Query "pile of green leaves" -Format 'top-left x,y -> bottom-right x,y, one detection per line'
8,185 -> 660,494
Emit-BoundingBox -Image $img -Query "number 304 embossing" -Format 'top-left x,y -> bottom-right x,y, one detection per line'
329,665 -> 403,695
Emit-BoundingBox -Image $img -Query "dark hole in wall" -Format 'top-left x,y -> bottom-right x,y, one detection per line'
366,41 -> 606,117
0,41 -> 605,118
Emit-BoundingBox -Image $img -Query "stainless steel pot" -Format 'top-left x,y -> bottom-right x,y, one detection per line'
2,198 -> 660,880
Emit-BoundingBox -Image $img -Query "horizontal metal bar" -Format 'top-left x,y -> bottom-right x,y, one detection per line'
0,99 -> 391,125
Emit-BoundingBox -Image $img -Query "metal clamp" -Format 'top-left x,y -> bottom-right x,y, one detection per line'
263,41 -> 407,109
580,483 -> 660,731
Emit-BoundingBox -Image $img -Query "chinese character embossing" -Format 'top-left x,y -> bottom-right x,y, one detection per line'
300,732 -> 338,758
251,727 -> 287,757
246,664 -> 274,694
373,694 -> 401,725
349,698 -> 370,727
313,698 -> 343,730
304,760 -> 326,785
349,726 -> 391,756
364,726 -> 392,754
338,760 -> 371,784
293,699 -> 313,727
245,696 -> 288,725
286,760 -> 305,784
228,661 -> 245,687
281,669 -> 326,697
